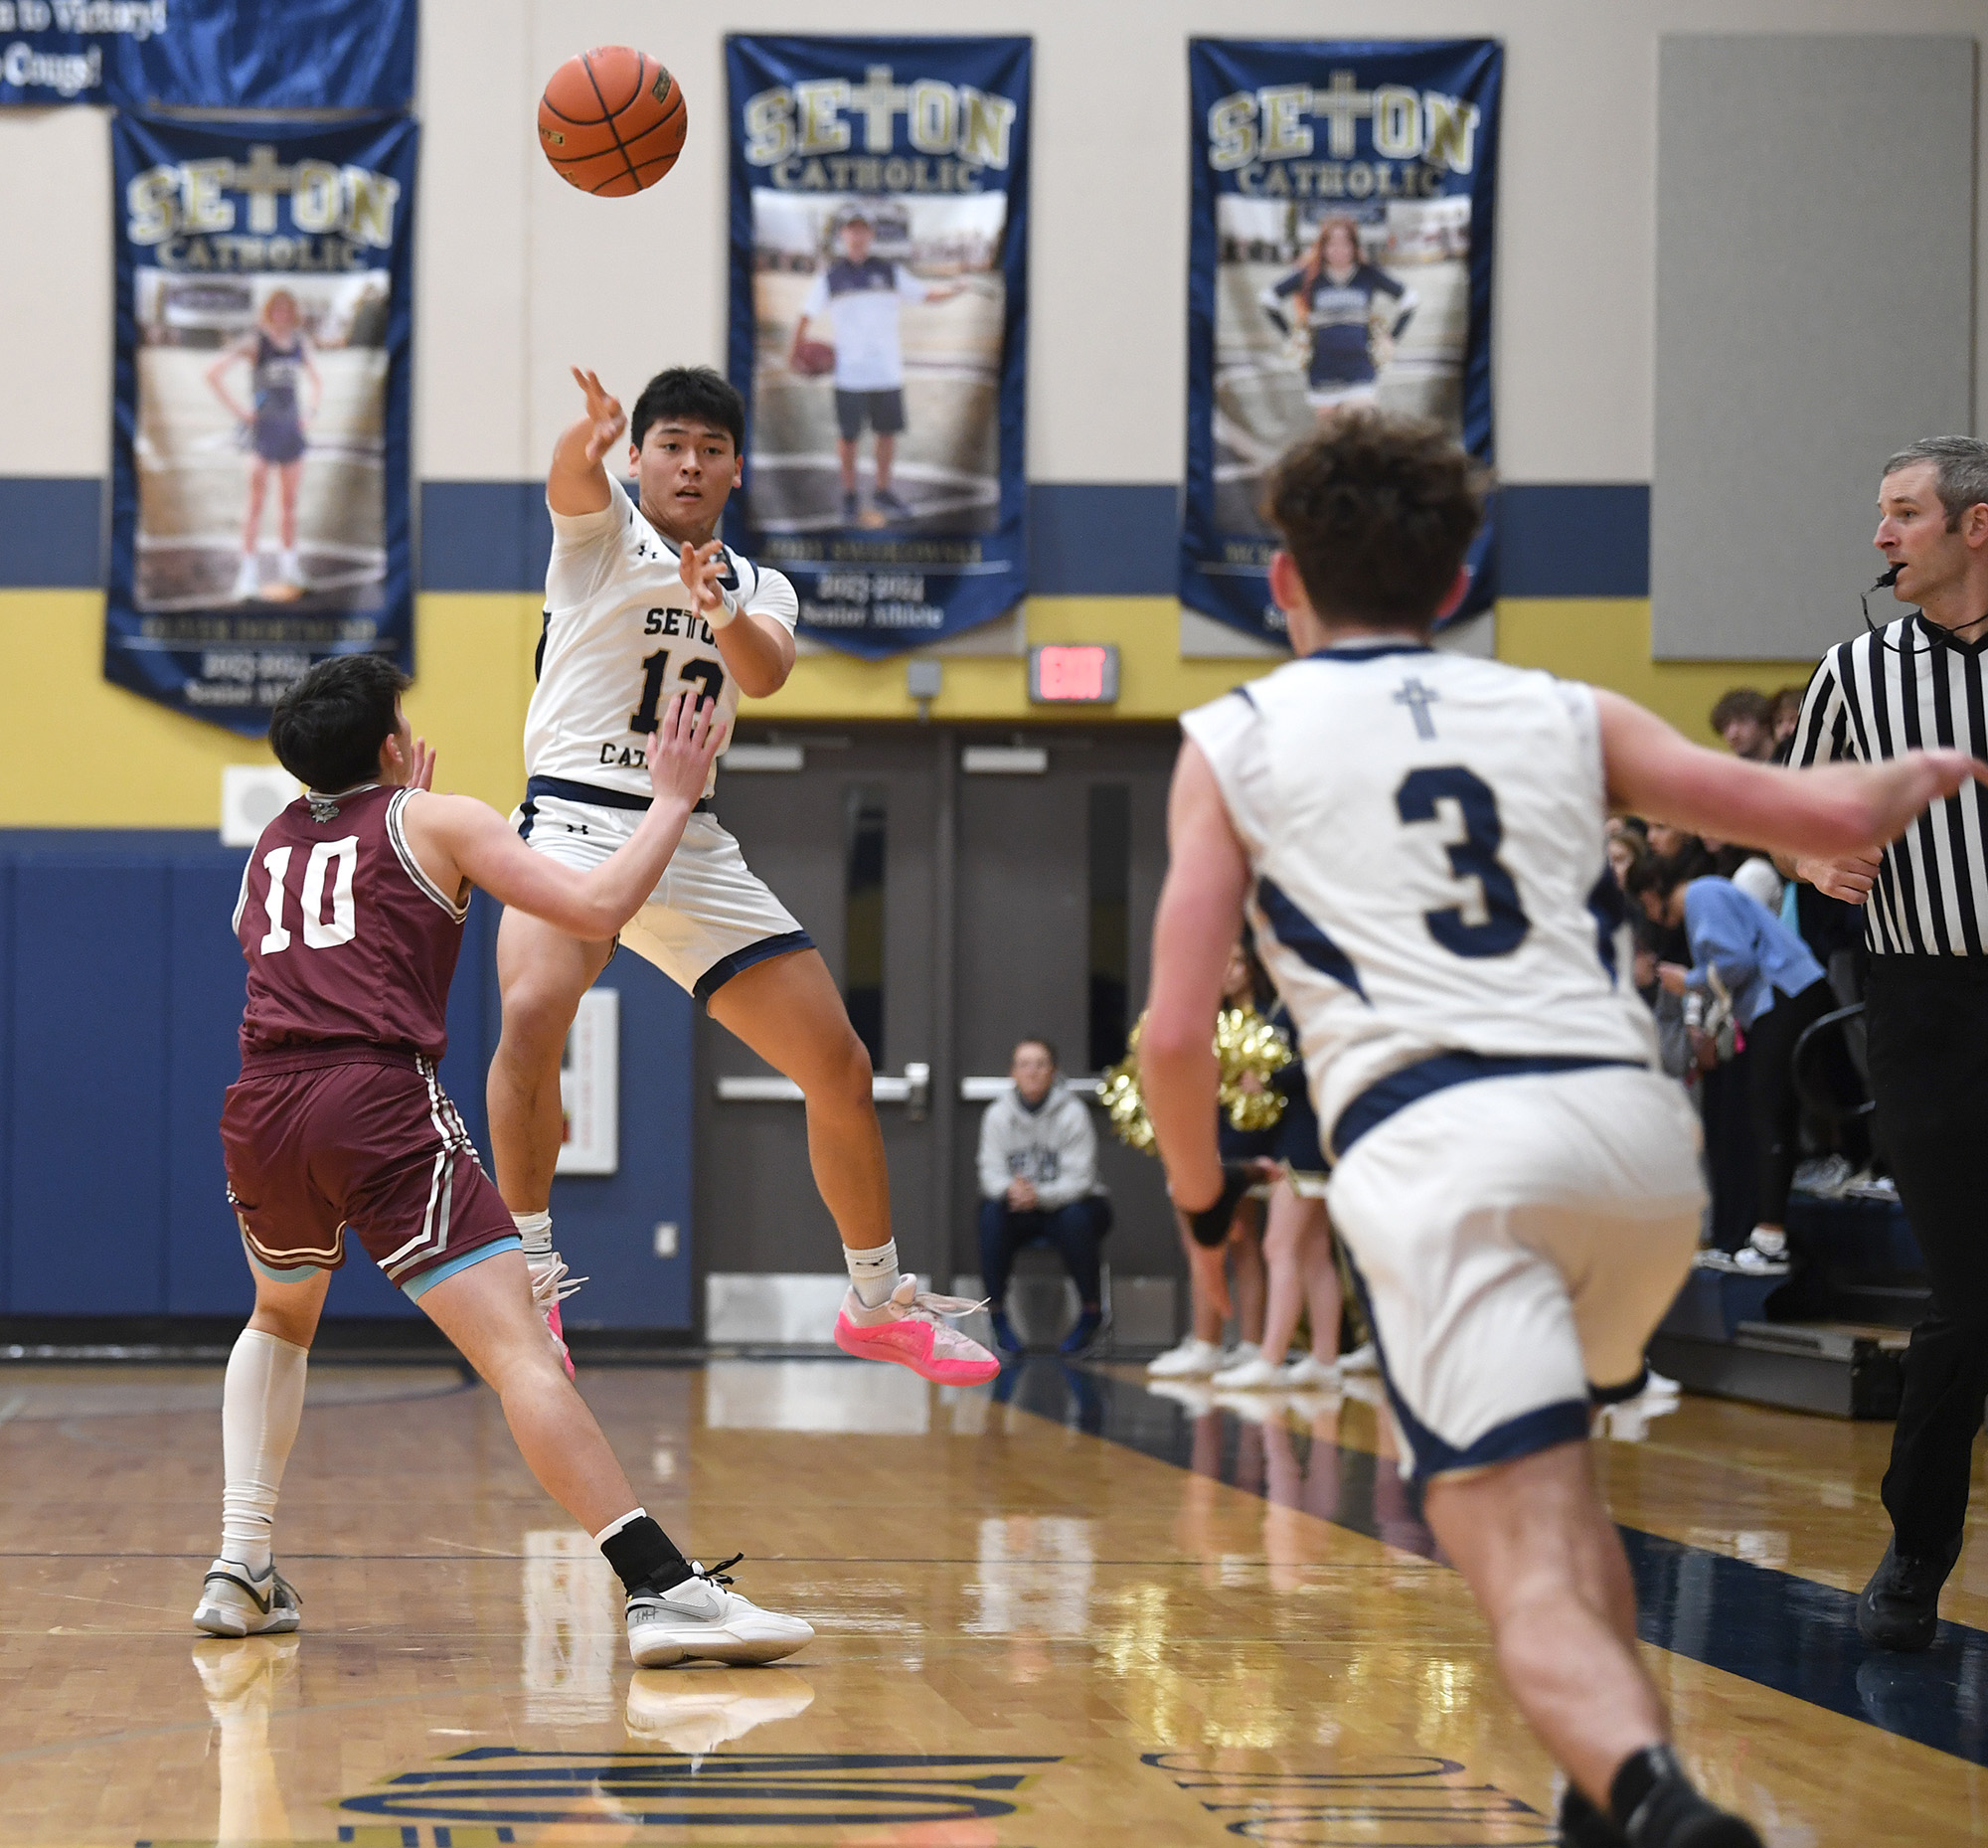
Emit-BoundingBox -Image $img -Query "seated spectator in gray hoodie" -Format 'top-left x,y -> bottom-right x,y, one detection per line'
977,1038 -> 1112,1356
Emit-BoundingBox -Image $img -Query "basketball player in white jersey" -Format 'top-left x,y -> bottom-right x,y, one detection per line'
487,364 -> 996,1386
1141,412 -> 1983,1848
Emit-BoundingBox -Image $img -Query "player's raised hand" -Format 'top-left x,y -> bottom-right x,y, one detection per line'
570,367 -> 625,465
678,538 -> 732,622
411,736 -> 436,791
645,691 -> 724,807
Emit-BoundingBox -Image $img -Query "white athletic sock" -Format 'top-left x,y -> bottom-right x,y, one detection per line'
591,1507 -> 646,1546
513,1209 -> 554,1259
843,1239 -> 900,1309
220,1328 -> 308,1578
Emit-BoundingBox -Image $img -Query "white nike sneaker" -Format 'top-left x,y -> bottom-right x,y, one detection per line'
527,1250 -> 585,1379
1210,1352 -> 1288,1390
624,1557 -> 814,1669
277,547 -> 304,588
231,554 -> 260,602
1219,1341 -> 1262,1372
1338,1341 -> 1379,1375
1148,1336 -> 1225,1379
193,1558 -> 302,1637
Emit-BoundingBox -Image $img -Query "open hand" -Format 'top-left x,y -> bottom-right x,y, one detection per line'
570,366 -> 626,466
645,692 -> 723,806
678,538 -> 730,620
411,736 -> 435,792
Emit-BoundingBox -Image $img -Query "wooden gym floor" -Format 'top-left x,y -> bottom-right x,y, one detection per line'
2,1355 -> 1985,1846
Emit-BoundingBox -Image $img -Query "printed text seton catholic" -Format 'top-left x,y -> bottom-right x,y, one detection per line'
745,63 -> 1017,193
125,146 -> 402,273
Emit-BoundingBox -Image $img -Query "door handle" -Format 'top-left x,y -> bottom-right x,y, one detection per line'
718,1061 -> 931,1119
957,1075 -> 1103,1102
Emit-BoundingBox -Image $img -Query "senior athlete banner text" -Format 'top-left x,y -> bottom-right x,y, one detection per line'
106,112 -> 416,733
0,0 -> 414,109
726,34 -> 1030,657
1182,39 -> 1501,644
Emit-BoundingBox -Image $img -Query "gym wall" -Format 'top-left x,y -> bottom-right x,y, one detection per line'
0,0 -> 1981,828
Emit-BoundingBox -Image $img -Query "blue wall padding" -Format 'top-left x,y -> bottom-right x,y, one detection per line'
0,832 -> 694,1328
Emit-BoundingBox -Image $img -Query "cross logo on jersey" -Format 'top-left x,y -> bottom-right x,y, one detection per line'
1394,677 -> 1440,740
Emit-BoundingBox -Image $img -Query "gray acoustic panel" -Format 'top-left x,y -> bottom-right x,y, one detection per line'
1653,37 -> 1976,660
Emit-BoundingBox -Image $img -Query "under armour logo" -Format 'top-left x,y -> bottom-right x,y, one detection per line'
307,796 -> 341,823
1394,678 -> 1440,740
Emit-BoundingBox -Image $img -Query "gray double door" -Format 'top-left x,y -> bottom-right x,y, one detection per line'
693,725 -> 1181,1321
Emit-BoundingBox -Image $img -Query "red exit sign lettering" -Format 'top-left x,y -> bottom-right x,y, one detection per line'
1028,643 -> 1119,705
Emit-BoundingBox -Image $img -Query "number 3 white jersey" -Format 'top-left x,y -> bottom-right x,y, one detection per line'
1181,642 -> 1657,1159
525,473 -> 800,800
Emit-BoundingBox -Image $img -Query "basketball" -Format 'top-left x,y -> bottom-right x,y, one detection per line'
537,46 -> 687,197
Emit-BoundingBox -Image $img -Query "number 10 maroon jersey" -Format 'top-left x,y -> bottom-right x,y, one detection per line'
233,784 -> 466,1063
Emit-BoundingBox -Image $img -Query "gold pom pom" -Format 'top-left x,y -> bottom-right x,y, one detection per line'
1099,1016 -> 1156,1152
1097,1006 -> 1295,1154
1216,1004 -> 1293,1131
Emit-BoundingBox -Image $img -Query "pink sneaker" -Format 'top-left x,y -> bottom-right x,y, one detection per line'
833,1277 -> 1001,1386
527,1251 -> 584,1381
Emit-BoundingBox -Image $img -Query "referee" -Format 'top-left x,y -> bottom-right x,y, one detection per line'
1792,435 -> 1988,1651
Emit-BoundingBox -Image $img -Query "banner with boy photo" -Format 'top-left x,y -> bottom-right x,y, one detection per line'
106,111 -> 416,732
1181,39 -> 1501,645
726,34 -> 1030,657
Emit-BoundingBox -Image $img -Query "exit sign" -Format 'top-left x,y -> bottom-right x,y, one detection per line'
1028,643 -> 1119,705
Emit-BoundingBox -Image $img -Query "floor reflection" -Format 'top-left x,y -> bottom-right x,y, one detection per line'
190,1635 -> 297,1848
1052,1358 -> 1988,1771
623,1666 -> 815,1764
521,1528 -> 621,1724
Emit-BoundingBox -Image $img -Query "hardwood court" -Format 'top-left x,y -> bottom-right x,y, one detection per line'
2,1356 -> 1984,1846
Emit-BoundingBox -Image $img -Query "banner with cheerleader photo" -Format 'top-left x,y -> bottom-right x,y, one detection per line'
1182,40 -> 1502,646
106,112 -> 416,734
726,34 -> 1031,657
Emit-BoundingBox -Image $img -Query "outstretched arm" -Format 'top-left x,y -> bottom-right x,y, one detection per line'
1596,689 -> 1985,861
402,694 -> 721,937
548,367 -> 624,518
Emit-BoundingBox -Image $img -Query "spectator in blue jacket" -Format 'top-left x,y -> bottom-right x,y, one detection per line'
1626,856 -> 1836,1273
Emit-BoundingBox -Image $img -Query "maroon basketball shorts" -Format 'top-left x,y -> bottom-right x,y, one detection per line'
221,1047 -> 518,1297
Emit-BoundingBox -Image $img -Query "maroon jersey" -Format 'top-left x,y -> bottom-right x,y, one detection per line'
233,783 -> 466,1063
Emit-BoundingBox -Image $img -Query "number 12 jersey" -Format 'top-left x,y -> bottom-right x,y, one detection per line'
526,474 -> 800,801
1181,642 -> 1657,1160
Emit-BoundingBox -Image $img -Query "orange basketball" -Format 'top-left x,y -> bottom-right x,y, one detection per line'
538,46 -> 687,197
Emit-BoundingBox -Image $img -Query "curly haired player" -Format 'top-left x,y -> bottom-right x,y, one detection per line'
1141,409 -> 1985,1848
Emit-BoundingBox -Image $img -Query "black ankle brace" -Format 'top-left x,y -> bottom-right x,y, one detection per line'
598,1514 -> 690,1596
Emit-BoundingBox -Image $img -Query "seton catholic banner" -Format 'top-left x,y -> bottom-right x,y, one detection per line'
725,34 -> 1031,658
106,112 -> 416,733
1181,40 -> 1501,645
0,0 -> 414,109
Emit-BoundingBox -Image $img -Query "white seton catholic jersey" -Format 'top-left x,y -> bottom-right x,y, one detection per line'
1181,640 -> 1658,1161
525,473 -> 799,801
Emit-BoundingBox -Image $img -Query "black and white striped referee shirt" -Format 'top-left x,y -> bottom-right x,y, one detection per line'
1792,612 -> 1988,955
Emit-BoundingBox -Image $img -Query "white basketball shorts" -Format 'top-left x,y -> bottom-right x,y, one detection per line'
1323,1063 -> 1704,1483
514,778 -> 812,1002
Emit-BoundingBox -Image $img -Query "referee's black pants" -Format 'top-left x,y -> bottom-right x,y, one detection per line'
1865,956 -> 1988,1556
